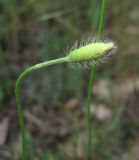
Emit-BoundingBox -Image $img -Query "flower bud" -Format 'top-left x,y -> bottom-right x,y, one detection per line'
67,42 -> 116,63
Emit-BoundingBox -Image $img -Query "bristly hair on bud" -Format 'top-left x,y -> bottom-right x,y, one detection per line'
66,38 -> 117,69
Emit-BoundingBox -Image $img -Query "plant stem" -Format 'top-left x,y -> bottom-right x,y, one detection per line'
86,0 -> 109,159
86,64 -> 96,160
98,0 -> 109,40
15,57 -> 68,160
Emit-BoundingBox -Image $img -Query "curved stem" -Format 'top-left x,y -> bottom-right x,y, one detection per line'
15,57 -> 68,160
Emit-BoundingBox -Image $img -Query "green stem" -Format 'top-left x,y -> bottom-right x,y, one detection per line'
98,0 -> 109,40
15,57 -> 68,160
86,0 -> 109,159
86,64 -> 96,160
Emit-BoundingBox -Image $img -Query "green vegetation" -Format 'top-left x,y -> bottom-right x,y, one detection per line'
0,0 -> 139,160
16,39 -> 115,159
86,0 -> 109,159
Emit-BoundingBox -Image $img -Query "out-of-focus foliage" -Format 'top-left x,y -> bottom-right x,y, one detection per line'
0,0 -> 139,159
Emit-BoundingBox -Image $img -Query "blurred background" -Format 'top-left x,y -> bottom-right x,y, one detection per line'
0,0 -> 139,159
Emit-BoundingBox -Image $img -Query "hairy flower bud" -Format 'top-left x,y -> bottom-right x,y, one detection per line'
67,42 -> 116,63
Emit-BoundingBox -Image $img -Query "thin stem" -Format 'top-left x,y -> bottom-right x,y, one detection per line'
86,0 -> 109,159
98,0 -> 109,40
86,64 -> 96,160
15,57 -> 68,160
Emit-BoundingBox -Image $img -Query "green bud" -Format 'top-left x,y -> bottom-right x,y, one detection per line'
67,42 -> 116,63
